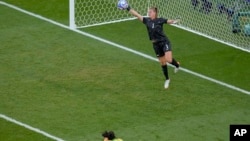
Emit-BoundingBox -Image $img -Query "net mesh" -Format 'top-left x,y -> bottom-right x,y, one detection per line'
73,0 -> 250,51
155,0 -> 250,50
74,0 -> 149,28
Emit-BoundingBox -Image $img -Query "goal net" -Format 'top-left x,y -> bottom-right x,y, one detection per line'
162,0 -> 250,52
69,0 -> 150,28
70,0 -> 250,52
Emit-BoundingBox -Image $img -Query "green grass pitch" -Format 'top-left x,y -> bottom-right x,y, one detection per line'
0,0 -> 250,141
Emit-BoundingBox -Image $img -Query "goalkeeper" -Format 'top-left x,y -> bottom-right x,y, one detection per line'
119,0 -> 180,89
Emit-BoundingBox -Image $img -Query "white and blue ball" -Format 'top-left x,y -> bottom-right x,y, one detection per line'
117,0 -> 128,10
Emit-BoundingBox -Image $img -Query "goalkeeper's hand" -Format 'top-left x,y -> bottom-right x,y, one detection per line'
173,19 -> 180,24
167,19 -> 180,24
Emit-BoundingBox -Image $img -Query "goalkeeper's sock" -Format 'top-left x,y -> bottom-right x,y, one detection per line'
126,6 -> 131,11
162,65 -> 169,80
171,58 -> 179,68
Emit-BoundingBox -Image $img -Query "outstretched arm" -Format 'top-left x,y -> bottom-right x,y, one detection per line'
128,8 -> 143,22
167,19 -> 180,24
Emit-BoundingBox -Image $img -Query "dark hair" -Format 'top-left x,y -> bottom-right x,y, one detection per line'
102,131 -> 116,140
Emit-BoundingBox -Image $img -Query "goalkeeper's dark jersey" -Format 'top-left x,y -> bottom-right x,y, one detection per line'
143,17 -> 170,43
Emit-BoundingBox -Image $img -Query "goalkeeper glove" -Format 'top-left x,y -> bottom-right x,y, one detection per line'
117,0 -> 130,11
126,5 -> 131,11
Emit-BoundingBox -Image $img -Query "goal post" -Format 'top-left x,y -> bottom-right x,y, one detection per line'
69,0 -> 75,29
69,0 -> 250,52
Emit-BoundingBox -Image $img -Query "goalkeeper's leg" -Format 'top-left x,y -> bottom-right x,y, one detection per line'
163,42 -> 180,73
165,51 -> 179,66
159,51 -> 179,72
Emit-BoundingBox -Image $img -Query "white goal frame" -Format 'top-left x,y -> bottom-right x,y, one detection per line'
69,0 -> 75,29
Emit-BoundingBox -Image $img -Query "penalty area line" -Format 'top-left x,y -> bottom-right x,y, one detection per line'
1,1 -> 249,96
0,114 -> 65,141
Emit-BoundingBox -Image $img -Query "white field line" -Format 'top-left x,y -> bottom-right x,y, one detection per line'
0,2 -> 249,97
0,114 -> 65,141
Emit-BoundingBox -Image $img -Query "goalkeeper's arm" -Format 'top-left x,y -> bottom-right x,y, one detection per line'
127,7 -> 143,22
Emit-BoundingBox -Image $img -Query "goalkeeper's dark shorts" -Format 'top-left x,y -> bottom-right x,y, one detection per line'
153,41 -> 172,57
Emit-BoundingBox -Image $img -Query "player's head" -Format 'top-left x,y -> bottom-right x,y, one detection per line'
148,7 -> 158,19
102,131 -> 116,140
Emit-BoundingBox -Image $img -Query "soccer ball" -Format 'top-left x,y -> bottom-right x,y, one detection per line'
117,0 -> 128,10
